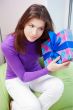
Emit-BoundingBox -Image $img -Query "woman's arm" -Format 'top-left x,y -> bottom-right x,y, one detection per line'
1,42 -> 48,82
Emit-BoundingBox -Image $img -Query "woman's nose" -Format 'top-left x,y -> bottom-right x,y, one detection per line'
32,28 -> 37,35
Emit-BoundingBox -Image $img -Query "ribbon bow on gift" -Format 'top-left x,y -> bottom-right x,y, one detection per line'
43,31 -> 73,64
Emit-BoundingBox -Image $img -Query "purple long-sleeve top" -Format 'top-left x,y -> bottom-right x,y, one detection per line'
1,34 -> 49,82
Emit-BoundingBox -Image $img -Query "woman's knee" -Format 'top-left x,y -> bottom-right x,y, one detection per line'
12,99 -> 42,110
54,78 -> 64,97
29,100 -> 42,110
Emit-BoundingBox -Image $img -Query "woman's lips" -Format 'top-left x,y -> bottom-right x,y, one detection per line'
31,36 -> 37,39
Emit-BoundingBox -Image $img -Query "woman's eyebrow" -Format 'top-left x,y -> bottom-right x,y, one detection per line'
30,23 -> 45,28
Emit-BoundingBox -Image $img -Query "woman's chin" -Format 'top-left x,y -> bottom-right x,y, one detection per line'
27,38 -> 36,42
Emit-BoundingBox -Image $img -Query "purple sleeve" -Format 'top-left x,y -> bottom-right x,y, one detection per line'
1,42 -> 49,82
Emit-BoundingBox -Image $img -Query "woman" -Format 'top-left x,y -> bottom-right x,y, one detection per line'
1,4 -> 70,110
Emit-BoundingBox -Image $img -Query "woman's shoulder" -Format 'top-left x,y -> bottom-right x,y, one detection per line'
2,34 -> 15,45
1,34 -> 18,56
1,34 -> 15,52
1,34 -> 15,47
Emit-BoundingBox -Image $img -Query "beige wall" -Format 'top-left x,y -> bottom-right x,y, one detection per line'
70,2 -> 73,32
0,0 -> 47,39
0,0 -> 69,39
47,0 -> 69,32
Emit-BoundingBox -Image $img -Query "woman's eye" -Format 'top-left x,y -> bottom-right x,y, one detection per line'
39,28 -> 44,31
29,25 -> 34,28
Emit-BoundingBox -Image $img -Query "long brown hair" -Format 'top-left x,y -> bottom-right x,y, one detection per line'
13,4 -> 54,55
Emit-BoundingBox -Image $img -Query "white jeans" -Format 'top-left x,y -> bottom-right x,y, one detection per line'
5,75 -> 64,110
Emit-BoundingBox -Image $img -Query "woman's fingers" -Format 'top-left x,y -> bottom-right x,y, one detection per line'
58,61 -> 70,70
47,56 -> 71,72
53,56 -> 60,63
53,56 -> 70,67
61,61 -> 70,67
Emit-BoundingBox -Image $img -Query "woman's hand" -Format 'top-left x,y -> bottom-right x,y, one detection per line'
47,56 -> 70,72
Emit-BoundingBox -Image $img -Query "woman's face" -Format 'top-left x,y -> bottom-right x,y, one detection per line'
24,18 -> 45,42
